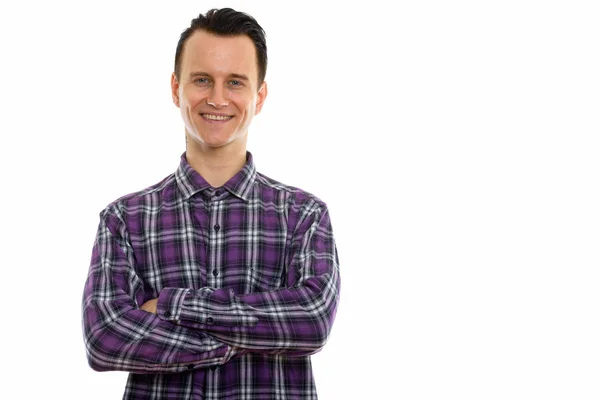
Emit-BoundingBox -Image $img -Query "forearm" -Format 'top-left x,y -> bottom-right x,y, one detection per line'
157,285 -> 338,354
83,304 -> 233,373
211,279 -> 339,354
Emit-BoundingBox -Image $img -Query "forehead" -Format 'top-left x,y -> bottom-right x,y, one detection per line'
181,30 -> 258,81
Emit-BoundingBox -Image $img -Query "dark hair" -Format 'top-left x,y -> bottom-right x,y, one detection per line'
174,8 -> 267,85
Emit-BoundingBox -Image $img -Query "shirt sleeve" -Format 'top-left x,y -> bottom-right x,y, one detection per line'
82,207 -> 236,373
156,202 -> 341,356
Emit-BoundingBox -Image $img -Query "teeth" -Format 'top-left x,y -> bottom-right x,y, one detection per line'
203,114 -> 231,121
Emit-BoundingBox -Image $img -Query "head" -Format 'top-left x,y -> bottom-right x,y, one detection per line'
171,8 -> 268,152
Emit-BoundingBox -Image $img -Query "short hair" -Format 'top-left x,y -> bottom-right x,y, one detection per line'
174,8 -> 268,85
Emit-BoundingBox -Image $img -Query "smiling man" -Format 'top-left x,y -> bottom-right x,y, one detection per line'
82,8 -> 340,400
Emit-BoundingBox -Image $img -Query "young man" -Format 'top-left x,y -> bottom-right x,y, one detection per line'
82,8 -> 340,399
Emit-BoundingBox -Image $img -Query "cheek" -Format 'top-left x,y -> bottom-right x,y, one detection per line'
182,89 -> 205,108
240,97 -> 257,115
230,91 -> 254,107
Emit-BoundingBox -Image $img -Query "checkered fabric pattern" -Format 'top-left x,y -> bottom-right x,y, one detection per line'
82,152 -> 340,399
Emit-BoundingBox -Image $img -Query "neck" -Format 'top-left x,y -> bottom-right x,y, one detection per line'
185,136 -> 247,188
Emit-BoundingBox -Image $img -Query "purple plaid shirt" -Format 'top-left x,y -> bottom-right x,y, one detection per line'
82,152 -> 340,399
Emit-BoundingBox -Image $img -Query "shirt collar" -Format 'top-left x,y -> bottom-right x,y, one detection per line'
175,151 -> 257,202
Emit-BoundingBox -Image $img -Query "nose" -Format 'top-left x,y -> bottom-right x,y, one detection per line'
207,85 -> 229,108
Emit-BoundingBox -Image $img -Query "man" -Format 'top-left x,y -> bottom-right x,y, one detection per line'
82,8 -> 340,399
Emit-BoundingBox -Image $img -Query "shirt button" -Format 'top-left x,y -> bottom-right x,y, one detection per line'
214,224 -> 220,231
164,311 -> 171,318
187,364 -> 194,371
210,365 -> 217,371
215,190 -> 222,196
212,269 -> 219,277
206,317 -> 214,324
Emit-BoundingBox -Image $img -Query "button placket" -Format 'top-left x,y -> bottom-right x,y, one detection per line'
207,199 -> 224,288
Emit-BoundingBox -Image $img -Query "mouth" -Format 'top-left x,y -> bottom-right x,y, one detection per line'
201,113 -> 234,122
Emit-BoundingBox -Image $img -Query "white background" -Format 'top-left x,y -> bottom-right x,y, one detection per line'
1,0 -> 599,399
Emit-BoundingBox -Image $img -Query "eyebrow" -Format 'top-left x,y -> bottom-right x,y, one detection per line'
189,72 -> 250,82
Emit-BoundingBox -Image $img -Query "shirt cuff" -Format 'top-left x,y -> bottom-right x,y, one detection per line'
157,287 -> 191,322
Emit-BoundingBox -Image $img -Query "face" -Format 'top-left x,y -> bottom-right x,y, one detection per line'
171,30 -> 267,151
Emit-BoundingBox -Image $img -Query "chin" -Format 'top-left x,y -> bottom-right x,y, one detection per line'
203,137 -> 236,148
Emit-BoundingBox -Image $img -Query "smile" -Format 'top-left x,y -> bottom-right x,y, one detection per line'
201,114 -> 233,121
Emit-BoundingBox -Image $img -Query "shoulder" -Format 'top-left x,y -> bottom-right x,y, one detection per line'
99,173 -> 177,222
254,171 -> 329,216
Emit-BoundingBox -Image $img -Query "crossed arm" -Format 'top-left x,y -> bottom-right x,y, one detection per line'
82,202 -> 340,373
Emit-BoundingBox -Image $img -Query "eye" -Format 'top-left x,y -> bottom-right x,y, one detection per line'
195,77 -> 210,85
229,80 -> 242,86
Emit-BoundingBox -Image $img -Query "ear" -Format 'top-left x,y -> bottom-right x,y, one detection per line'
254,81 -> 268,115
171,72 -> 180,108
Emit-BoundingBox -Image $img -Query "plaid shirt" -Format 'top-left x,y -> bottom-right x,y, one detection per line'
82,152 -> 340,399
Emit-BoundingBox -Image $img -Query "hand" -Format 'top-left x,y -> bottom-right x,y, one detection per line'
140,298 -> 158,314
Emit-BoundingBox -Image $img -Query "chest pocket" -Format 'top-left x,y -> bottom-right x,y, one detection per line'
249,262 -> 285,292
243,237 -> 288,293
